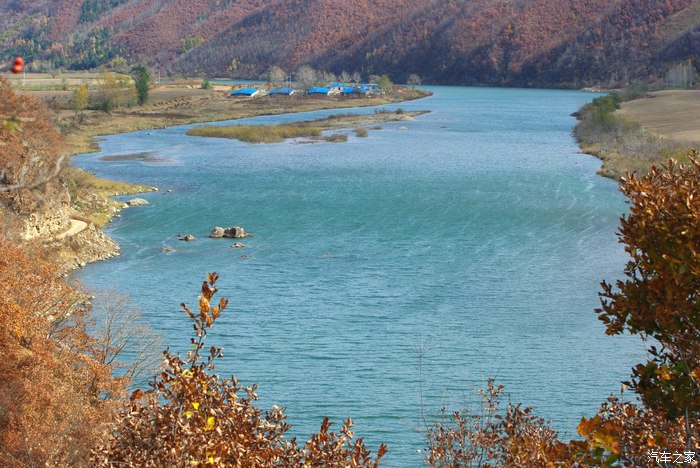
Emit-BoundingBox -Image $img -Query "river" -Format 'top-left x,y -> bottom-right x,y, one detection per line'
73,86 -> 644,466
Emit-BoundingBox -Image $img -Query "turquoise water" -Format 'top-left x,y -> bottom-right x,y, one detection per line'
74,86 -> 644,466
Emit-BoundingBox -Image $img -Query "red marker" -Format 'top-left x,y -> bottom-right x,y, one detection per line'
11,56 -> 24,74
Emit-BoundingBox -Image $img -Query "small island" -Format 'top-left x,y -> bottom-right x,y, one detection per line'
186,109 -> 429,143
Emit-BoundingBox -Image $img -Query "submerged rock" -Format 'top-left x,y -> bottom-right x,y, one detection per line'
231,242 -> 245,248
178,234 -> 196,241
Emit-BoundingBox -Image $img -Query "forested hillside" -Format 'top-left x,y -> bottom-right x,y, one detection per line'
2,0 -> 700,86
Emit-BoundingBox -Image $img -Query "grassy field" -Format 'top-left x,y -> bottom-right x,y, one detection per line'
62,167 -> 153,227
188,124 -> 322,143
619,90 -> 700,142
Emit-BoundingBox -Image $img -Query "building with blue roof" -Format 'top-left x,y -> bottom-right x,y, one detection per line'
230,88 -> 262,97
269,87 -> 295,96
307,87 -> 330,96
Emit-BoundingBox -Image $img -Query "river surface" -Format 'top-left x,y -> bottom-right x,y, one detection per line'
74,86 -> 644,466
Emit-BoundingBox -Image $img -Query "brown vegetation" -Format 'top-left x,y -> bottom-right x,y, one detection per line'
574,92 -> 694,178
187,109 -> 427,144
0,239 -> 126,466
0,78 -> 65,215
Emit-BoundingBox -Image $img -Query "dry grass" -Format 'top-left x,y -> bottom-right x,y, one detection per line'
187,123 -> 321,143
620,90 -> 700,142
188,110 -> 428,144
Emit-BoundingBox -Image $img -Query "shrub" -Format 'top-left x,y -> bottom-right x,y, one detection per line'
323,133 -> 348,142
92,273 -> 387,466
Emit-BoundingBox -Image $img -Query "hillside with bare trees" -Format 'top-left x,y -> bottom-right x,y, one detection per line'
3,0 -> 700,86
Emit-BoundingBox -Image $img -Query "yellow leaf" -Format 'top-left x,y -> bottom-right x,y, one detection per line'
184,410 -> 194,419
192,402 -> 200,410
205,416 -> 215,431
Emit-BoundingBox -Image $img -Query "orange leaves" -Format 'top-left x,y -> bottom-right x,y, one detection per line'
0,239 -> 125,465
578,416 -> 622,454
597,155 -> 700,418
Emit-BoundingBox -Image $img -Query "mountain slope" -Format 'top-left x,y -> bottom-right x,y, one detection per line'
1,0 -> 699,87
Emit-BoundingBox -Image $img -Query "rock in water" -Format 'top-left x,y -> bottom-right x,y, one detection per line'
210,226 -> 225,238
223,226 -> 248,238
127,197 -> 149,206
231,242 -> 245,248
178,234 -> 196,241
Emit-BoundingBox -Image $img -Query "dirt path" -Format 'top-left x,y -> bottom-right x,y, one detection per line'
51,219 -> 88,241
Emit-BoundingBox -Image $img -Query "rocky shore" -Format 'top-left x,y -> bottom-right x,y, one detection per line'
37,86 -> 431,272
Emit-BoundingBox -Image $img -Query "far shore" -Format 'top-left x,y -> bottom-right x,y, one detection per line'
11,78 -> 431,157
575,89 -> 700,179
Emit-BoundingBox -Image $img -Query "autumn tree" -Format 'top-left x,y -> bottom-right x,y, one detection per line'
597,156 -> 700,447
0,77 -> 66,224
99,69 -> 118,111
0,239 -> 127,466
407,73 -> 422,88
295,65 -> 317,88
73,82 -> 89,112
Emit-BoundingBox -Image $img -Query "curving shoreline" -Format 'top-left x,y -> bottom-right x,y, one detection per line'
53,86 -> 431,271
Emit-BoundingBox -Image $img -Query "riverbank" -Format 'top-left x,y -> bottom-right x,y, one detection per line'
30,83 -> 430,271
37,84 -> 431,156
574,90 -> 698,179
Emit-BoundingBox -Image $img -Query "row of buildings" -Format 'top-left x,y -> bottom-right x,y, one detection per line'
230,83 -> 378,97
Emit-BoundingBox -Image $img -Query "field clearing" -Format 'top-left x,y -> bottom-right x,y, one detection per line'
620,90 -> 700,143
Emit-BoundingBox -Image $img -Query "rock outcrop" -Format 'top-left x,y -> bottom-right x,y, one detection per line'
210,226 -> 251,238
210,226 -> 225,238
